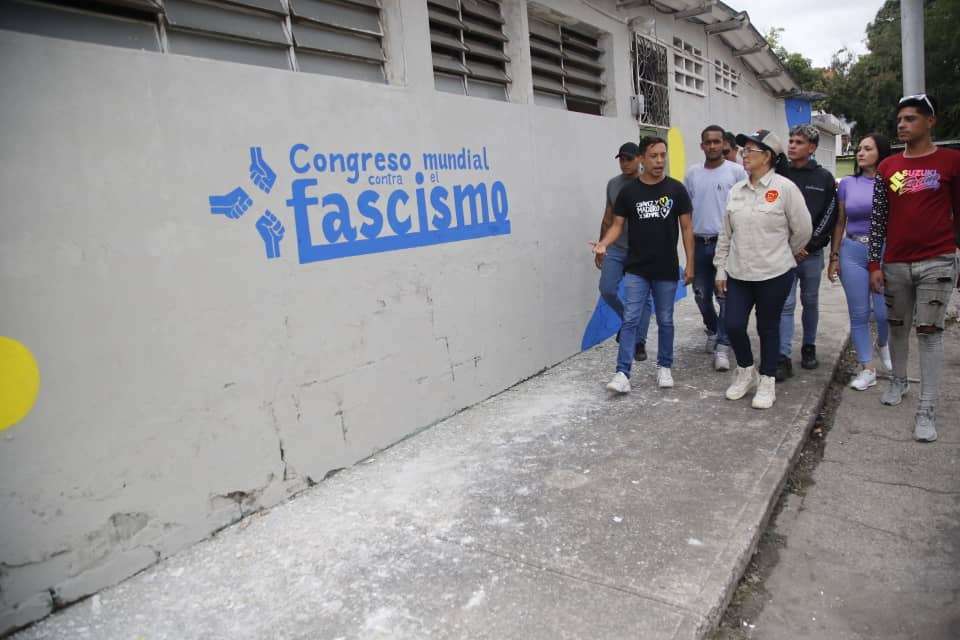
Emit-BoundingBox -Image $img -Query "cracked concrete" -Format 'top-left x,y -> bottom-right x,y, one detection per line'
10,283 -> 848,639
743,323 -> 960,639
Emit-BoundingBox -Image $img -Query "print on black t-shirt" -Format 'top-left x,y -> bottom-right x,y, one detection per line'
613,176 -> 692,281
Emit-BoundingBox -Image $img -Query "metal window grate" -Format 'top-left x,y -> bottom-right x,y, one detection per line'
632,33 -> 669,128
428,0 -> 510,101
0,0 -> 386,82
529,17 -> 605,115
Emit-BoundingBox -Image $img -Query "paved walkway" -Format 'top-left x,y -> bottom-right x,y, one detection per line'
15,283 -> 849,640
745,322 -> 960,640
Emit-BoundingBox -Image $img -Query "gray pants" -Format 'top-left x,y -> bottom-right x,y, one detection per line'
883,253 -> 959,407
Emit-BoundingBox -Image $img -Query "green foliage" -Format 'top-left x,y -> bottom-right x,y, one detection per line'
767,0 -> 960,140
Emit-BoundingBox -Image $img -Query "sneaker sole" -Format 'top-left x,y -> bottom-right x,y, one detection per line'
850,380 -> 877,391
914,432 -> 938,443
606,384 -> 630,394
658,382 -> 674,389
725,386 -> 756,400
881,389 -> 908,406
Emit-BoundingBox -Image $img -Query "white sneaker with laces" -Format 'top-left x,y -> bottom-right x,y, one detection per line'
725,365 -> 758,400
714,350 -> 730,372
850,367 -> 877,391
752,375 -> 777,409
606,372 -> 631,394
657,367 -> 674,388
878,344 -> 892,371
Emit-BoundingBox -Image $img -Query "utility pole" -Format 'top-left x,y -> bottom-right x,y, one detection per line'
900,0 -> 925,94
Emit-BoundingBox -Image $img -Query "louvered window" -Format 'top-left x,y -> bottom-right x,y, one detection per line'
0,0 -> 386,82
289,0 -> 385,82
529,18 -> 605,116
428,0 -> 510,101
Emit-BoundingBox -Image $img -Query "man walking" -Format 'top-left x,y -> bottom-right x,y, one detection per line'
777,124 -> 838,380
869,94 -> 960,442
593,136 -> 695,392
596,142 -> 654,361
684,125 -> 747,371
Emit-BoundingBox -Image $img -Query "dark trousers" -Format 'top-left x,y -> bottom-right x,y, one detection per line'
725,269 -> 796,377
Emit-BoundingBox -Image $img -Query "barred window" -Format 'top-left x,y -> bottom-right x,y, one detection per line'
714,59 -> 739,97
672,37 -> 704,97
529,18 -> 605,116
0,0 -> 386,82
427,0 -> 510,101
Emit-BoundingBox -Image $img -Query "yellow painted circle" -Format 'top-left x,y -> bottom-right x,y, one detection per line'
0,337 -> 40,431
667,127 -> 687,182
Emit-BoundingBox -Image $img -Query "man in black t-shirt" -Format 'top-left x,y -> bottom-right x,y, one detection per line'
592,136 -> 694,393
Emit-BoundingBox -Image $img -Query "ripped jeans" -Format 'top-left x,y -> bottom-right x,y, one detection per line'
883,253 -> 959,407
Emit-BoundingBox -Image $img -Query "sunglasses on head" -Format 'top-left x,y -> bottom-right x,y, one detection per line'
899,93 -> 935,115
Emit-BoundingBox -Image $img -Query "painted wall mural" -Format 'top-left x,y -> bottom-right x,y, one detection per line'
209,145 -> 511,264
0,337 -> 39,431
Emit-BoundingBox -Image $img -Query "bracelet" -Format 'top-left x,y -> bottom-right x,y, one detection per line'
830,252 -> 840,258
829,256 -> 839,262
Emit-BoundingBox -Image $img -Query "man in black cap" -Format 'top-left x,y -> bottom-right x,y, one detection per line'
595,142 -> 653,361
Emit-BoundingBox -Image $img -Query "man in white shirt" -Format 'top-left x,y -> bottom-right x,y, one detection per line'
684,125 -> 748,371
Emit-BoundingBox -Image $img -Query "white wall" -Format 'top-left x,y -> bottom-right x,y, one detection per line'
0,0 -> 790,631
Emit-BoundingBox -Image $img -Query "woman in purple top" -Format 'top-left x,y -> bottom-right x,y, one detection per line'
828,133 -> 893,390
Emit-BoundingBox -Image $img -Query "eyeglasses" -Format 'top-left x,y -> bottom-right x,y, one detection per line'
899,93 -> 935,115
740,148 -> 765,156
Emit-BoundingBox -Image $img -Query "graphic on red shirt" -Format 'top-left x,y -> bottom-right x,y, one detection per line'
889,169 -> 941,195
872,149 -> 960,267
764,190 -> 779,203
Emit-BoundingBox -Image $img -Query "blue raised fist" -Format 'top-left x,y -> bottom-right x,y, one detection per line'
256,210 -> 285,259
209,187 -> 253,219
249,146 -> 277,194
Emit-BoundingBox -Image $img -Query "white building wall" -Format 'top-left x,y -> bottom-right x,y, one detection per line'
0,0 -> 791,630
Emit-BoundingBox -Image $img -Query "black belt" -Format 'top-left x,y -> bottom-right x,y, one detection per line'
696,235 -> 718,244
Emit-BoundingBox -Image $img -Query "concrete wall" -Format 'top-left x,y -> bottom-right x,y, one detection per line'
0,0 -> 788,631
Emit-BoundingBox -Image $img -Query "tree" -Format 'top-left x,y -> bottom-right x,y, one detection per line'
764,27 -> 825,95
770,0 -> 960,141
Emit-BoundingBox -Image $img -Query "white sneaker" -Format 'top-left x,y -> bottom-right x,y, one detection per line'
850,367 -> 877,391
705,332 -> 718,353
606,372 -> 631,394
714,350 -> 730,372
656,366 -> 674,388
725,365 -> 759,400
752,375 -> 776,409
878,344 -> 892,371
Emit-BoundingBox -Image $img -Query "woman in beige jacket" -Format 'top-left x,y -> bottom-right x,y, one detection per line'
714,130 -> 812,409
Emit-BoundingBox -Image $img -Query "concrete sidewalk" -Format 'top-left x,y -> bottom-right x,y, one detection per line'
14,282 -> 849,640
742,322 -> 960,639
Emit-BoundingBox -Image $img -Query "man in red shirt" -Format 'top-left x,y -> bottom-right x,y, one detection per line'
869,94 -> 960,443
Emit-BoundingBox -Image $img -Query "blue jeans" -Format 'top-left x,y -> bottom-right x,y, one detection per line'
617,273 -> 678,375
693,237 -> 728,347
599,245 -> 653,344
779,250 -> 824,358
839,237 -> 888,365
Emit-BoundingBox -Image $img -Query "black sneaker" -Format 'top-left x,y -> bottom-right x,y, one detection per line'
801,344 -> 818,370
634,341 -> 647,362
774,356 -> 793,382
